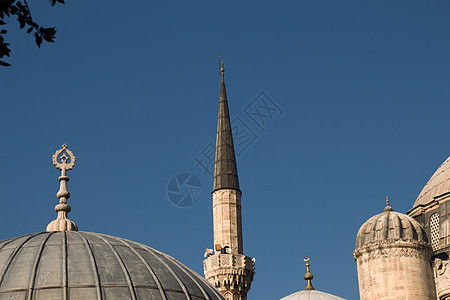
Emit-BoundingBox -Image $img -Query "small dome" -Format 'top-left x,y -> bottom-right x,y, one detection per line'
411,156 -> 450,211
0,231 -> 224,300
355,205 -> 428,250
280,290 -> 346,300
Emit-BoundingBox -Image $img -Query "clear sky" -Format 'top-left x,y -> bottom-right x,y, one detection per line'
1,1 -> 450,299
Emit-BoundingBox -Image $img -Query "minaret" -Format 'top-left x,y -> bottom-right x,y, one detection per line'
203,59 -> 255,300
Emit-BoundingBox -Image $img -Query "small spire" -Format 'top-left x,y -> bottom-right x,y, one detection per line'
303,256 -> 315,290
384,196 -> 393,212
46,144 -> 78,232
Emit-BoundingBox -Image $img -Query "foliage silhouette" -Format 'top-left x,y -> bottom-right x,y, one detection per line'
0,0 -> 64,66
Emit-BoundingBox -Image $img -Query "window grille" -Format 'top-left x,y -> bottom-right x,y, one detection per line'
430,213 -> 440,251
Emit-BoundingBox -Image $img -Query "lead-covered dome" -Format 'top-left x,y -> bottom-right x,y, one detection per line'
355,203 -> 428,250
0,231 -> 224,300
411,156 -> 450,212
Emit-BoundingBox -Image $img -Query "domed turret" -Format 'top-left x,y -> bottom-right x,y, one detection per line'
354,198 -> 436,300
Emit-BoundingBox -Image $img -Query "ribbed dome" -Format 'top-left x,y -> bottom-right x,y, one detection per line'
0,231 -> 224,300
411,156 -> 450,210
280,289 -> 346,300
355,207 -> 428,250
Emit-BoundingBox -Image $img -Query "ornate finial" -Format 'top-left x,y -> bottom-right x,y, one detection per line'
303,256 -> 315,290
218,53 -> 225,80
384,196 -> 393,212
46,144 -> 78,232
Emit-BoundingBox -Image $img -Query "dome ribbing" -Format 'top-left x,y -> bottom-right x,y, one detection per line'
410,156 -> 450,211
355,206 -> 428,250
0,231 -> 224,300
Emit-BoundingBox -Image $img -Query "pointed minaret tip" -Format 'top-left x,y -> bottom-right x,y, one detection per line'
46,144 -> 78,232
212,58 -> 240,193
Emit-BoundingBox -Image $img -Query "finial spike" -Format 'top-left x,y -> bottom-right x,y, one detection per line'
220,61 -> 225,80
47,144 -> 78,232
303,256 -> 315,290
218,52 -> 225,80
384,196 -> 393,212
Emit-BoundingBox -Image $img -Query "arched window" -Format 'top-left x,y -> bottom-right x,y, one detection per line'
430,213 -> 440,250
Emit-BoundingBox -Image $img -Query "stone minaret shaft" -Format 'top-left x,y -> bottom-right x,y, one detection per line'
204,62 -> 254,300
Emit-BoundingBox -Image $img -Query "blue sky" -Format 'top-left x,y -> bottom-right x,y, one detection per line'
1,1 -> 450,299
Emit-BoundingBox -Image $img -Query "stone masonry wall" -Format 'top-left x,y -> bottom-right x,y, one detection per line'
355,242 -> 436,300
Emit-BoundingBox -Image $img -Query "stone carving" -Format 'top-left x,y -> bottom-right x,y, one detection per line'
434,257 -> 450,299
204,253 -> 254,300
353,239 -> 432,261
52,143 -> 76,171
435,258 -> 447,276
47,144 -> 78,232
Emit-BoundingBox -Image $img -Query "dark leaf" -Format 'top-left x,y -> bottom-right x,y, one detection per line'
35,35 -> 42,47
27,27 -> 32,33
0,42 -> 12,57
42,35 -> 54,42
57,0 -> 65,3
9,5 -> 18,14
0,20 -> 6,25
0,59 -> 11,66
0,29 -> 6,34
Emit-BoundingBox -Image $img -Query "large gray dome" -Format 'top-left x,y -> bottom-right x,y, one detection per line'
0,231 -> 225,300
355,206 -> 428,250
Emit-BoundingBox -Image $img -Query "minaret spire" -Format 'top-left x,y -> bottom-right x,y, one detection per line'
204,57 -> 254,300
46,144 -> 78,232
213,58 -> 240,193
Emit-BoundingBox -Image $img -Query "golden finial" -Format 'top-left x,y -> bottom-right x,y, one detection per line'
47,144 -> 78,232
384,196 -> 393,212
218,52 -> 224,80
303,256 -> 315,290
220,61 -> 225,80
